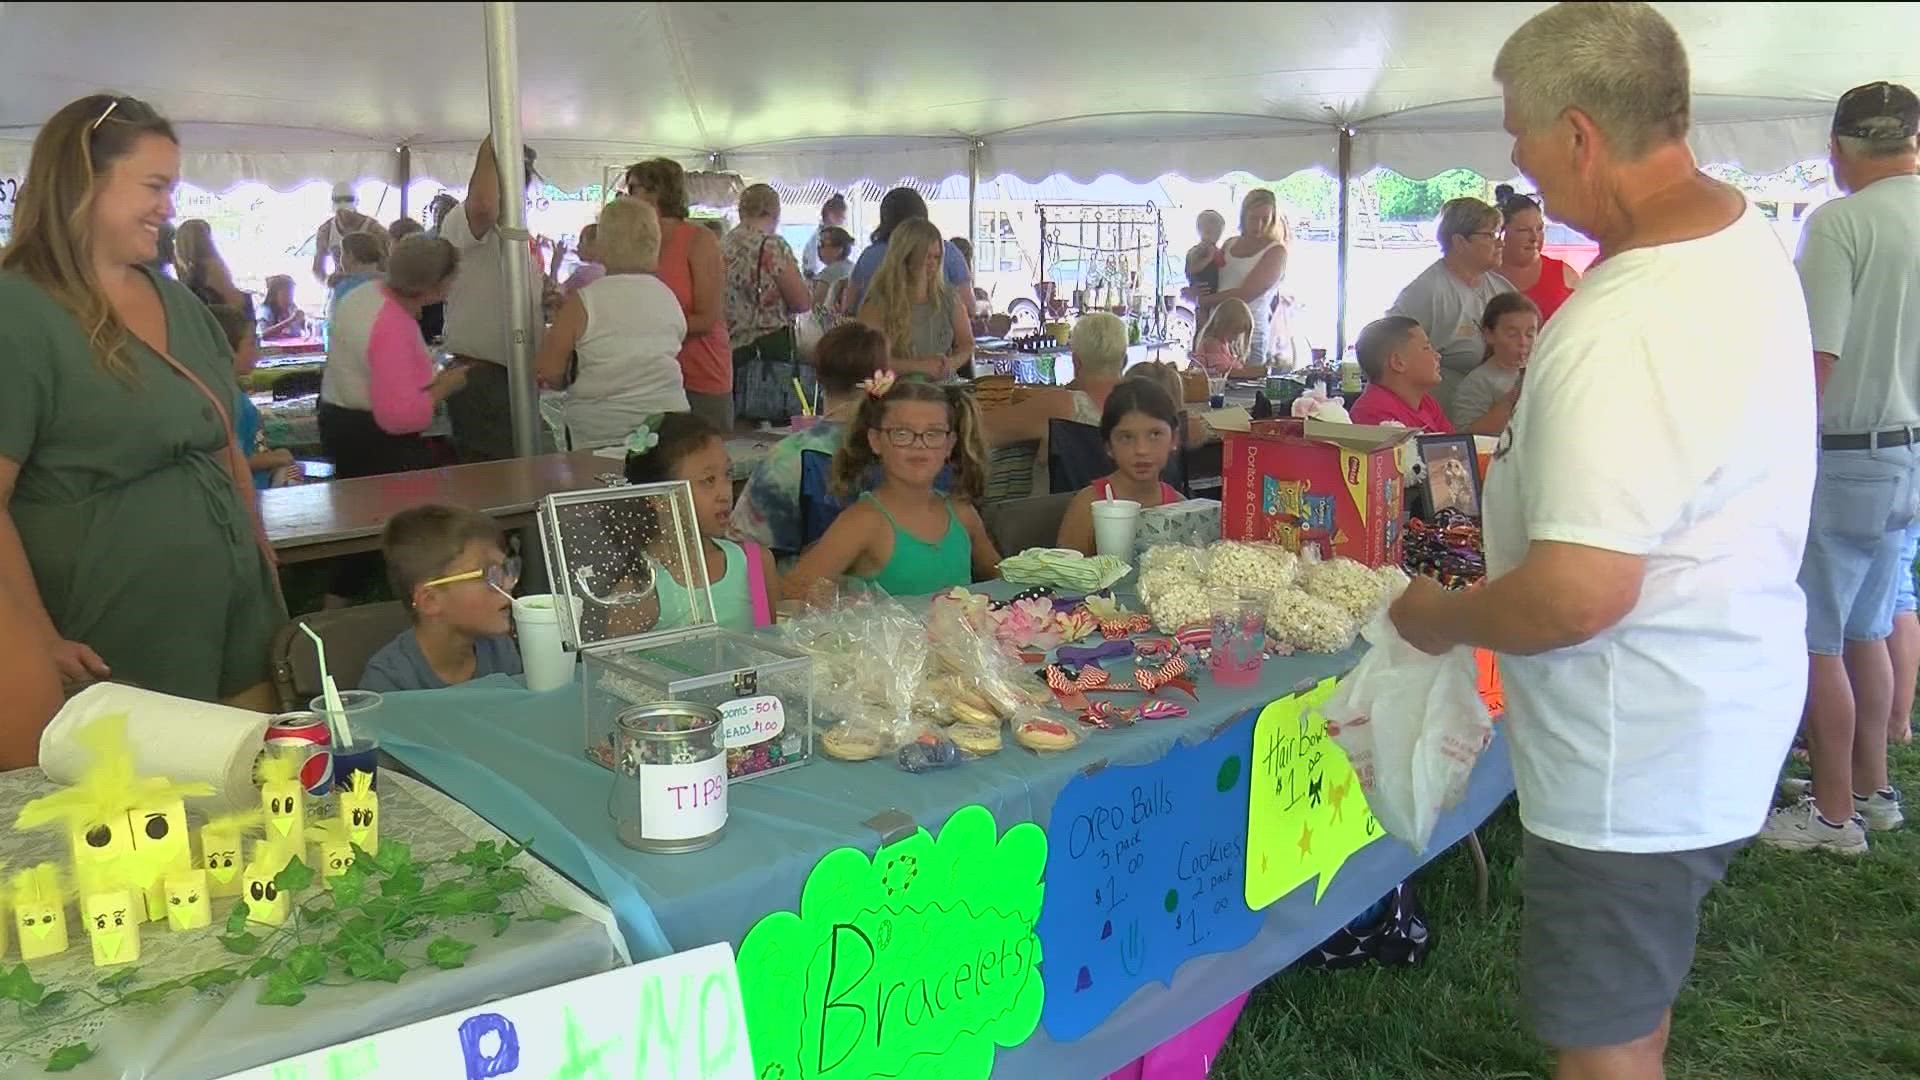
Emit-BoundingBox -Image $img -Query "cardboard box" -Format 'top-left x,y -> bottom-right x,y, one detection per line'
1221,419 -> 1413,567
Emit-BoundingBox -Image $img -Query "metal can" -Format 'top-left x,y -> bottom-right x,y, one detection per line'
264,713 -> 334,797
611,701 -> 726,854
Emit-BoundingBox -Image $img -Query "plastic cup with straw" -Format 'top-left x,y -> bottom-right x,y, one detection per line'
792,376 -> 812,418
299,624 -> 355,749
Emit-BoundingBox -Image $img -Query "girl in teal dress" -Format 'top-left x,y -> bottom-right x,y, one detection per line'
783,373 -> 1001,600
623,413 -> 777,631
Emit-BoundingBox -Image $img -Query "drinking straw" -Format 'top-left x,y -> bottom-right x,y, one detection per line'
792,377 -> 812,416
299,624 -> 355,747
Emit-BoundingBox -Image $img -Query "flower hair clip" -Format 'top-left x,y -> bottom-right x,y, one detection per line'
859,370 -> 898,398
624,418 -> 661,455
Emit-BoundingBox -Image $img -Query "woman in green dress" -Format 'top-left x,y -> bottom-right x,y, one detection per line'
0,94 -> 284,709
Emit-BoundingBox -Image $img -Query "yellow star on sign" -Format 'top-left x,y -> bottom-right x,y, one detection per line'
1297,822 -> 1314,859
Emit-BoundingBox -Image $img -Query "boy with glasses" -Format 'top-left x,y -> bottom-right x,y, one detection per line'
360,506 -> 524,692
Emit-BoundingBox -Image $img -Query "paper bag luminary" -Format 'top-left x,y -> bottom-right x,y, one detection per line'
14,715 -> 212,924
11,864 -> 69,962
338,769 -> 379,856
83,889 -> 141,967
198,810 -> 263,900
242,842 -> 296,927
163,869 -> 212,932
306,821 -> 355,887
257,751 -> 308,856
127,797 -> 199,922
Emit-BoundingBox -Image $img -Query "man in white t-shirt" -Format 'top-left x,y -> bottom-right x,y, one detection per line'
1388,5 -> 1814,1077
800,193 -> 847,279
440,137 -> 548,462
1759,81 -> 1920,854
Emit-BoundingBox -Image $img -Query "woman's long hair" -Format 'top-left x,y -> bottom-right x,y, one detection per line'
1,94 -> 177,380
862,220 -> 947,362
172,218 -> 221,292
1238,189 -> 1291,249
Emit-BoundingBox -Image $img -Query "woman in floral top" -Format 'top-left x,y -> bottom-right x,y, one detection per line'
729,322 -> 888,559
723,184 -> 813,425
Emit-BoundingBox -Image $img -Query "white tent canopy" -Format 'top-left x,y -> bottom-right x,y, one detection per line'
6,2 -> 1920,191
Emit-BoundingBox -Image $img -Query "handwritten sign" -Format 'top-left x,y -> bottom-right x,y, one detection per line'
1245,679 -> 1381,908
1035,717 -> 1261,1041
222,941 -> 754,1079
736,804 -> 1044,1080
638,759 -> 728,842
721,695 -> 786,748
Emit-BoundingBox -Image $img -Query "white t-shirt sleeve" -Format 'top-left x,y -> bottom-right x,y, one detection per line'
1518,323 -> 1730,556
1794,207 -> 1853,359
440,200 -> 485,251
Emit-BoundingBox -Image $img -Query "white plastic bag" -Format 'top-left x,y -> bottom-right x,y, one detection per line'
1323,585 -> 1493,852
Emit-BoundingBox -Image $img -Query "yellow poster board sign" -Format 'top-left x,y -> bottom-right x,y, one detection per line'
1244,678 -> 1381,907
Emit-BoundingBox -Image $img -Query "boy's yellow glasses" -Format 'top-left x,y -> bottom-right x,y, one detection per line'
421,557 -> 522,592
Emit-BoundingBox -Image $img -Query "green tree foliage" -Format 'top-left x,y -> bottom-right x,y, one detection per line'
1370,168 -> 1490,221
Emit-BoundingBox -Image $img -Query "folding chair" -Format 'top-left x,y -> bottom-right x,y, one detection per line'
983,492 -> 1076,556
1047,418 -> 1190,496
269,602 -> 412,711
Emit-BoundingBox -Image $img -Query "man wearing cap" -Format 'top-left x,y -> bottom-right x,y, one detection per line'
439,137 -> 548,462
312,182 -> 383,285
1760,81 -> 1920,855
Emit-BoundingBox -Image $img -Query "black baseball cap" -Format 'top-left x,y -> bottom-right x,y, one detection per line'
1832,81 -> 1920,140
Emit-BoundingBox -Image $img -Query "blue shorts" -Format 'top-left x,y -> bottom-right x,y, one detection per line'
1799,443 -> 1920,653
1897,521 -> 1920,615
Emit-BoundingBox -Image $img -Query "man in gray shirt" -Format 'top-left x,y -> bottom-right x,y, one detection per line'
1764,81 -> 1920,855
1388,196 -> 1514,410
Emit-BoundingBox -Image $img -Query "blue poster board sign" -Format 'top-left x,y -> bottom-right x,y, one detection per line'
1036,714 -> 1263,1041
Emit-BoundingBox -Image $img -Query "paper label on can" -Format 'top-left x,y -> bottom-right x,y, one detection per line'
719,695 -> 786,748
638,758 -> 728,841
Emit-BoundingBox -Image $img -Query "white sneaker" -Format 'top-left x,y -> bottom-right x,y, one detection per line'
1757,799 -> 1868,855
1857,788 -> 1904,832
1776,780 -> 1903,830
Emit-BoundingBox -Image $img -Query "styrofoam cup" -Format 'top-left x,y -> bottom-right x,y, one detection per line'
512,594 -> 575,693
1090,499 -> 1142,560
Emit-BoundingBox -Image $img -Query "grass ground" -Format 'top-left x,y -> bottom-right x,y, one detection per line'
1213,741 -> 1920,1079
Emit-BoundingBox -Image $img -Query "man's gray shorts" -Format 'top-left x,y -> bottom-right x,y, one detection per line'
1520,830 -> 1744,1049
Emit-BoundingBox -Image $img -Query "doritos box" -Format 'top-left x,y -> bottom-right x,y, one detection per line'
1221,419 -> 1414,567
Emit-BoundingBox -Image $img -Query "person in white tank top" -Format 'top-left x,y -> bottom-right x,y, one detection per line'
1202,190 -> 1290,366
533,198 -> 690,449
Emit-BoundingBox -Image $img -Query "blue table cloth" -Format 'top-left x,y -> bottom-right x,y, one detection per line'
374,629 -> 1515,1078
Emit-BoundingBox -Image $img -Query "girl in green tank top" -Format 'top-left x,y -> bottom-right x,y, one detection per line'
784,373 -> 1004,600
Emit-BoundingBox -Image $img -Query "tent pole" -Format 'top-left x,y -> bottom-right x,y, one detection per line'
483,1 -> 538,460
396,144 -> 411,220
1334,126 -> 1353,364
967,139 -> 982,256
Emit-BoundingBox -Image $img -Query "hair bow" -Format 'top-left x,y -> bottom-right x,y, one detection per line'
860,370 -> 899,398
1137,656 -> 1197,699
1098,613 -> 1152,640
1079,700 -> 1134,730
624,418 -> 661,454
1137,700 -> 1188,720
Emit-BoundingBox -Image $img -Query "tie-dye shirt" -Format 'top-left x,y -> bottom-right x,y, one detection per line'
728,422 -> 847,559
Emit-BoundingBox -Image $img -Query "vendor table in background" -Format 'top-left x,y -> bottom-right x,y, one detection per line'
263,450 -> 607,563
0,770 -> 624,1080
374,587 -> 1516,1078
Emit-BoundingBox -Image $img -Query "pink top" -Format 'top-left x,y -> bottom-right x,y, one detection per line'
1349,384 -> 1453,433
1099,476 -> 1183,506
1191,338 -> 1237,377
319,284 -> 436,435
656,220 -> 732,395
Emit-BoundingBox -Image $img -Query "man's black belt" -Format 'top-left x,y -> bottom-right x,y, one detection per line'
1822,427 -> 1918,450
